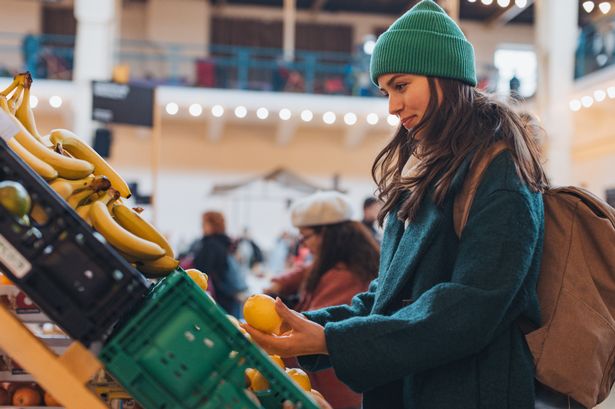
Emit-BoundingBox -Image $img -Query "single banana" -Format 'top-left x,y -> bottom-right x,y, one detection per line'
112,203 -> 174,258
89,201 -> 165,261
14,73 -> 45,143
51,175 -> 95,193
7,137 -> 58,180
49,129 -> 132,198
67,188 -> 97,209
7,84 -> 24,114
77,188 -> 120,224
0,109 -> 94,180
49,179 -> 76,200
136,255 -> 179,278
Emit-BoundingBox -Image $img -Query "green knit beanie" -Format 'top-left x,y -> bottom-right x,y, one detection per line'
370,0 -> 477,87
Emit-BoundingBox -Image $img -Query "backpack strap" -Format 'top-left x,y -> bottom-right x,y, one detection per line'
454,141 -> 510,238
554,187 -> 615,228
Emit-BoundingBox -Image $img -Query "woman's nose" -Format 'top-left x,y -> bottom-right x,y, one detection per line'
388,95 -> 403,116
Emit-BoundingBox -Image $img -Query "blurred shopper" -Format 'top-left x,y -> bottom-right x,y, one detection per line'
361,196 -> 383,244
265,191 -> 379,409
244,2 -> 551,408
193,211 -> 247,318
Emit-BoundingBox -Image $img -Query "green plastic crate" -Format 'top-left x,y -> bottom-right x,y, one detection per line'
99,269 -> 319,409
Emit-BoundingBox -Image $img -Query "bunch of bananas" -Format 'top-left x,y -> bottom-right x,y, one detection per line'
0,72 -> 179,278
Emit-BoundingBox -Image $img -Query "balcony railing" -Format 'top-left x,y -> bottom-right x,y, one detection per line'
0,33 -> 378,97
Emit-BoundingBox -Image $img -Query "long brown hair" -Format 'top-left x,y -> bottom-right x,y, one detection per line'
305,221 -> 379,294
372,77 -> 550,225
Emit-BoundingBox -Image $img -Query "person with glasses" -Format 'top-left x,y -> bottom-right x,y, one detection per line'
264,190 -> 379,409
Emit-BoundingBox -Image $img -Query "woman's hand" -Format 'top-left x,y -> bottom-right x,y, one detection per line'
242,297 -> 328,358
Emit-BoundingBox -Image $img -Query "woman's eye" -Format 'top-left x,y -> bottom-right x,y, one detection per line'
395,83 -> 407,91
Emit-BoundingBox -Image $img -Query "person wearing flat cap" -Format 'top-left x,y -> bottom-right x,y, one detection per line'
265,191 -> 379,409
244,1 -> 551,408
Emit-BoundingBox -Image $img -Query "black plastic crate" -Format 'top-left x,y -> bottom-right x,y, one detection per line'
0,139 -> 150,348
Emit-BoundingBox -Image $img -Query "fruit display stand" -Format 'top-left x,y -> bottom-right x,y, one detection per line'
0,296 -> 106,409
100,269 -> 320,409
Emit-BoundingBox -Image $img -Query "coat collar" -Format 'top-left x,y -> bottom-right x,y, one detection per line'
373,154 -> 474,312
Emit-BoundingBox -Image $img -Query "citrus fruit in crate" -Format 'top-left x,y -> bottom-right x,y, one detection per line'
44,391 -> 61,406
243,294 -> 282,334
270,354 -> 285,369
246,368 -> 269,392
185,268 -> 208,291
12,385 -> 41,406
286,368 -> 311,391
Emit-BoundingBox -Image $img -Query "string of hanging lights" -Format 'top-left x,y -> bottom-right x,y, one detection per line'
581,1 -> 612,14
466,0 -> 529,7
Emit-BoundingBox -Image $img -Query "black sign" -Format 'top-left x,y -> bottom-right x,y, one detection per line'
92,81 -> 154,127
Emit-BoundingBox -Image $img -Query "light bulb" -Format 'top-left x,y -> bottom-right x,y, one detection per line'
594,89 -> 607,102
387,115 -> 400,127
49,96 -> 62,108
279,108 -> 292,121
497,0 -> 510,7
189,103 -> 202,117
515,0 -> 527,7
344,112 -> 357,125
583,1 -> 595,13
211,105 -> 224,117
301,110 -> 313,122
29,95 -> 39,109
322,111 -> 336,125
481,0 -> 494,5
256,107 -> 269,119
581,95 -> 594,107
366,113 -> 379,125
599,1 -> 611,14
234,106 -> 247,118
569,100 -> 582,111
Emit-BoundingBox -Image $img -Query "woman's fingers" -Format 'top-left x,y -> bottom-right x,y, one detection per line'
275,297 -> 308,327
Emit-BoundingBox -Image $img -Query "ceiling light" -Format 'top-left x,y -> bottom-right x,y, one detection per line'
234,106 -> 247,118
569,100 -> 582,111
165,102 -> 179,115
581,95 -> 594,107
344,112 -> 357,125
279,108 -> 292,121
594,89 -> 607,102
515,0 -> 527,7
366,113 -> 379,125
468,0 -> 477,2
300,110 -> 313,122
49,96 -> 62,108
607,86 -> 615,98
29,95 -> 39,109
189,103 -> 202,117
599,1 -> 611,13
322,111 -> 336,125
497,0 -> 510,7
211,105 -> 224,117
481,0 -> 494,5
583,1 -> 595,13
387,115 -> 400,127
256,107 -> 269,119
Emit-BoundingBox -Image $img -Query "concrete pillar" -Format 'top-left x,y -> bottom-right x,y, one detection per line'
535,0 -> 578,185
283,0 -> 296,62
73,0 -> 120,143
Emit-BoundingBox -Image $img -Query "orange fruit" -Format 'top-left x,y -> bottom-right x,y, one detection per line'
186,269 -> 208,291
0,274 -> 12,285
12,386 -> 41,406
269,355 -> 285,369
246,368 -> 269,392
285,368 -> 311,391
243,294 -> 282,334
44,391 -> 61,406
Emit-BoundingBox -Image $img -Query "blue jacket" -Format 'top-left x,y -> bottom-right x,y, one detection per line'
300,151 -> 544,409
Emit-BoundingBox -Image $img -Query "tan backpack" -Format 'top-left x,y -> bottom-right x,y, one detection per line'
454,142 -> 615,409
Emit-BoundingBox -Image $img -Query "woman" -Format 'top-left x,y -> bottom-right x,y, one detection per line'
244,1 -> 555,408
193,211 -> 246,317
267,191 -> 379,409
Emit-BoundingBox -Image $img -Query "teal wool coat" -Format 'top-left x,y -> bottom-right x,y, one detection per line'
299,151 -> 544,409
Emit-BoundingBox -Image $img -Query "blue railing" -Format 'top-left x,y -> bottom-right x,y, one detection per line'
0,32 -> 377,96
575,15 -> 615,79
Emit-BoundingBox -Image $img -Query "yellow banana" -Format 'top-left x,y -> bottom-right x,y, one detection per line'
89,201 -> 165,260
51,175 -> 95,194
7,84 -> 24,115
49,179 -> 76,200
49,129 -> 132,198
67,188 -> 97,209
15,76 -> 45,142
112,203 -> 174,258
136,255 -> 179,278
0,72 -> 28,98
77,188 -> 120,223
0,109 -> 94,180
7,137 -> 58,180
